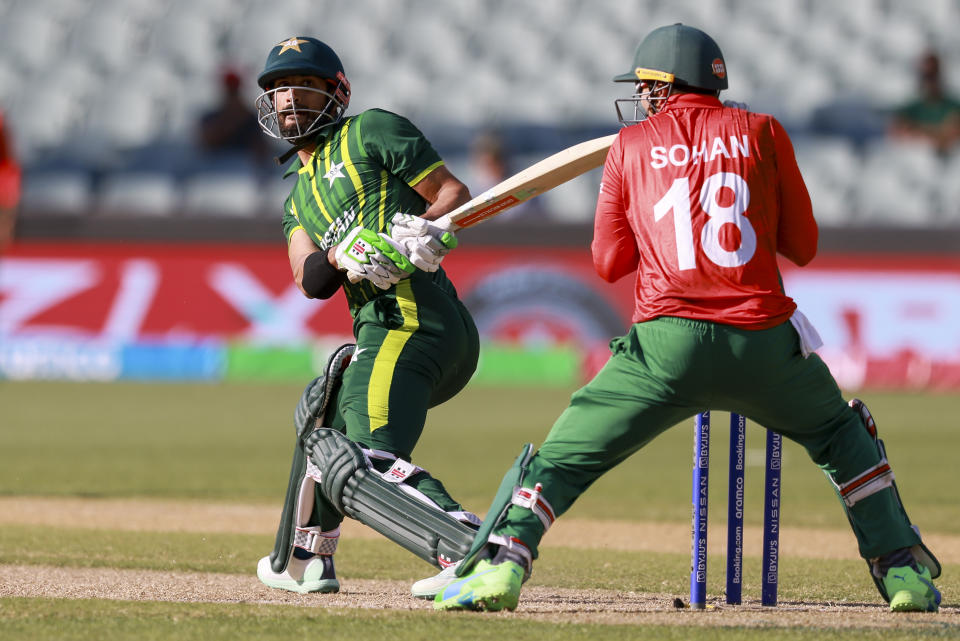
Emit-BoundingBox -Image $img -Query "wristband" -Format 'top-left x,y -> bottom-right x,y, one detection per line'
302,251 -> 345,299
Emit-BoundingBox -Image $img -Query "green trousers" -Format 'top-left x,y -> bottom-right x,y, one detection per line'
497,316 -> 920,560
314,276 -> 480,531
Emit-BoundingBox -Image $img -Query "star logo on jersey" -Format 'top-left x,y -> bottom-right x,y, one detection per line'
276,37 -> 308,54
324,161 -> 346,186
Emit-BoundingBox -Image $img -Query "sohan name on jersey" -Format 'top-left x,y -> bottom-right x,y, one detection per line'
649,135 -> 750,169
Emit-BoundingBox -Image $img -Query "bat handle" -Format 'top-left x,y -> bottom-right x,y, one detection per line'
434,213 -> 461,233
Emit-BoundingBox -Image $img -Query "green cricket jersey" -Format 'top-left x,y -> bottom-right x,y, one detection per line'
280,108 -> 458,315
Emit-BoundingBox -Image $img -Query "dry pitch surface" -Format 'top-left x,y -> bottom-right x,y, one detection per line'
2,497 -> 957,630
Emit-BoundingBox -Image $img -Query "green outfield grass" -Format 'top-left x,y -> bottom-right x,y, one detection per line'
0,522 -> 930,600
0,381 -> 957,640
1,381 -> 955,532
8,598 -> 956,641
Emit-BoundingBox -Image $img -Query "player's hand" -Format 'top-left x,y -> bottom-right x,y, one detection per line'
387,213 -> 458,273
723,99 -> 750,111
334,226 -> 415,289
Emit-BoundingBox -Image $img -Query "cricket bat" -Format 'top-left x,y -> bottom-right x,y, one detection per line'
438,133 -> 617,231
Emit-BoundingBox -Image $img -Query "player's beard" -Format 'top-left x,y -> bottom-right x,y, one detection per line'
278,113 -> 309,139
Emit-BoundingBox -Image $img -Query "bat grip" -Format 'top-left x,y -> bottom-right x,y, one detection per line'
434,214 -> 461,233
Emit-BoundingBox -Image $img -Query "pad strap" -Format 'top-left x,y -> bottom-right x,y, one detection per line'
294,526 -> 340,556
511,483 -> 556,531
306,457 -> 323,483
835,459 -> 895,507
362,448 -> 482,527
488,533 -> 533,578
308,428 -> 478,569
382,458 -> 425,483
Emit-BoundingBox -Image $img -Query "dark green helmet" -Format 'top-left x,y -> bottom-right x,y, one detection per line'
613,23 -> 727,92
254,36 -> 351,144
257,36 -> 347,89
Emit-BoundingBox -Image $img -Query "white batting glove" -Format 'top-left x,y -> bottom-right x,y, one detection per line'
334,226 -> 415,289
387,213 -> 459,273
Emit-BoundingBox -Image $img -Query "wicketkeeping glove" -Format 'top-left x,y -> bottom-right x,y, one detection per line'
387,213 -> 458,273
334,226 -> 416,289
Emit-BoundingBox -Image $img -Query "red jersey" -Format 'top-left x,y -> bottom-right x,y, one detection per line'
0,111 -> 21,210
593,93 -> 817,329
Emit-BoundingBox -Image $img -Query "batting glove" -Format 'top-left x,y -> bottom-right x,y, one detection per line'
334,226 -> 415,289
387,213 -> 459,273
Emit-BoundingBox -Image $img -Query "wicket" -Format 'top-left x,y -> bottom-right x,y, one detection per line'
690,411 -> 782,608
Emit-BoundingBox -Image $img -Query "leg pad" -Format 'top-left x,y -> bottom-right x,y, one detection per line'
268,344 -> 354,574
308,428 -> 476,569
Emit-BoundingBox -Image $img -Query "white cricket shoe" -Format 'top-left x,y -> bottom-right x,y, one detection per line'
411,561 -> 461,599
257,554 -> 340,594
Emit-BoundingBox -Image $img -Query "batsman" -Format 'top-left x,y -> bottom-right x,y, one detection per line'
430,23 -> 942,613
252,36 -> 484,595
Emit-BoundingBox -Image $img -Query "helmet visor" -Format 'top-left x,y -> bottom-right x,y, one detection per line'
614,80 -> 672,126
255,83 -> 346,143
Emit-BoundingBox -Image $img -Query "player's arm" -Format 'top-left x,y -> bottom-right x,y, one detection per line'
771,118 -> 818,266
284,196 -> 413,297
289,228 -> 344,299
361,110 -> 468,270
412,164 -> 471,221
359,109 -> 471,220
592,136 -> 639,282
386,164 -> 468,273
291,227 -> 413,295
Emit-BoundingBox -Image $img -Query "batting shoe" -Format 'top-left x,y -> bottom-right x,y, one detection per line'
433,558 -> 523,611
883,564 -> 941,612
256,554 -> 340,594
411,561 -> 461,599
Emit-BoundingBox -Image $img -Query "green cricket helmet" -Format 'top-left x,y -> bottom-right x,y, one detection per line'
613,24 -> 727,125
255,36 -> 351,144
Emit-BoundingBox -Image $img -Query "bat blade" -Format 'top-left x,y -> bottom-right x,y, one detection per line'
439,133 -> 616,230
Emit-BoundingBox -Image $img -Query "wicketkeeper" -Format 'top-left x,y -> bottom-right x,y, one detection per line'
431,23 -> 942,613
252,36 -> 484,595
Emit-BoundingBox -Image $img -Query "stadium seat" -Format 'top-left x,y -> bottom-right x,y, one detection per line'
182,172 -> 263,217
21,171 -> 95,216
862,139 -> 942,193
0,60 -> 20,116
795,137 -> 861,181
3,0 -> 959,231
803,171 -> 856,227
855,164 -> 939,227
49,59 -> 101,105
793,136 -> 861,226
540,165 -> 602,224
98,173 -> 180,217
316,16 -> 390,77
0,11 -> 66,73
146,14 -> 223,77
224,6 -> 302,64
9,86 -> 85,158
82,82 -> 164,151
935,151 -> 960,223
69,10 -> 146,74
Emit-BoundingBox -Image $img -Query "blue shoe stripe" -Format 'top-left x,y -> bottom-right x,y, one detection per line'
916,576 -> 942,607
440,567 -> 498,601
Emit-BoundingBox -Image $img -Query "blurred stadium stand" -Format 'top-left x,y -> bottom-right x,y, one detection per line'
3,0 -> 960,244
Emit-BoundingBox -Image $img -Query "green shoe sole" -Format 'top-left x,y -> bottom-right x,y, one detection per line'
882,564 -> 941,613
889,590 -> 938,613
